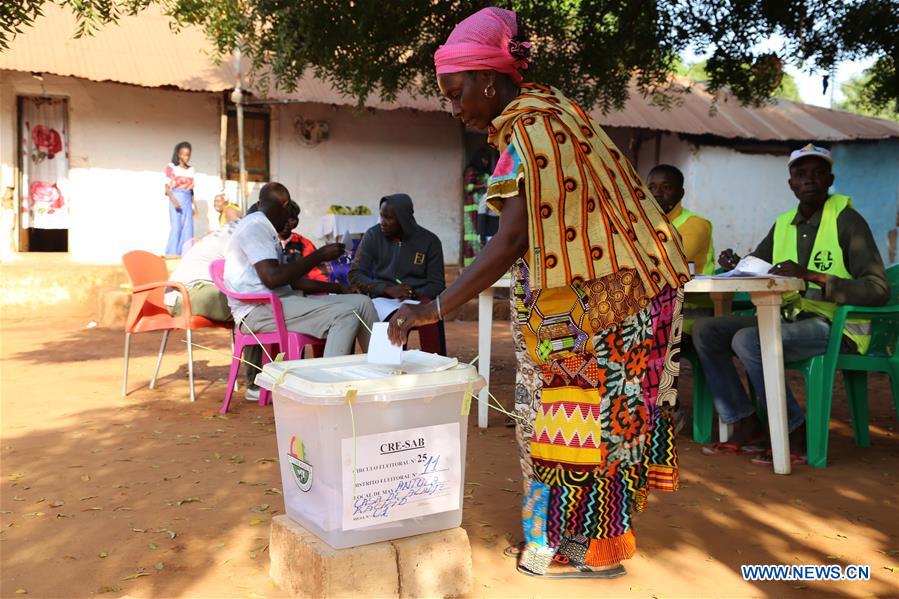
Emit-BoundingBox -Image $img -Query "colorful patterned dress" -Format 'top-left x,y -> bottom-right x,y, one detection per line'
485,84 -> 690,574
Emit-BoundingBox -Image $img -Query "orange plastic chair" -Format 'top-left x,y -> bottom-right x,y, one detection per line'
121,250 -> 230,401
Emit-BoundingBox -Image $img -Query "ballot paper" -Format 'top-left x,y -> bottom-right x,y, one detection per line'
367,322 -> 402,365
339,229 -> 354,261
713,256 -> 776,278
372,297 -> 421,322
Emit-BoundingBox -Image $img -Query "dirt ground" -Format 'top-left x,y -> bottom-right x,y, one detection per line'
1,317 -> 897,599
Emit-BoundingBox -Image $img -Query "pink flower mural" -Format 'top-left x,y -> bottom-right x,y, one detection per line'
27,181 -> 65,215
20,98 -> 69,229
32,125 -> 63,160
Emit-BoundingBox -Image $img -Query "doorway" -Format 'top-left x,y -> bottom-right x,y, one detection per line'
17,96 -> 70,252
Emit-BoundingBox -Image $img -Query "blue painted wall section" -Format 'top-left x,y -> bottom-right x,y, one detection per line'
831,139 -> 899,265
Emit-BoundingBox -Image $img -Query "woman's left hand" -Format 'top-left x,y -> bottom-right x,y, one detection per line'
388,302 -> 439,346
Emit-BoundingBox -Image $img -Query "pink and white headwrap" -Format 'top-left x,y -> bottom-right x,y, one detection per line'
434,7 -> 531,83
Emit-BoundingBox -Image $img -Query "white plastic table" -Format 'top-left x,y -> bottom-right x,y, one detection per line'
684,276 -> 805,475
477,275 -> 512,429
316,214 -> 379,242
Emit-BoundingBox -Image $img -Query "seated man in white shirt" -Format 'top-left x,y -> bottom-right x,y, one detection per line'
166,219 -> 241,321
224,182 -> 377,357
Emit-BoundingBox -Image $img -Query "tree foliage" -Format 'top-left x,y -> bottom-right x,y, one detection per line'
1,0 -> 895,113
676,59 -> 802,103
1,0 -> 45,50
774,73 -> 802,103
836,64 -> 899,121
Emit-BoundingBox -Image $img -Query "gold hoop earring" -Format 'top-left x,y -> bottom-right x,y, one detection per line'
484,84 -> 496,98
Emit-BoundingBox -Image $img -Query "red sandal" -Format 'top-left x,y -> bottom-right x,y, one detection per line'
751,451 -> 807,466
701,442 -> 765,456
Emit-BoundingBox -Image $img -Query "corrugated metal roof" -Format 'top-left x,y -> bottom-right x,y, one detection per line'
597,79 -> 898,141
0,4 -> 235,92
3,4 -> 897,142
259,75 -> 444,113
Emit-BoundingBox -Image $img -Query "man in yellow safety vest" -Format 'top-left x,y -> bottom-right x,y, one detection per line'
648,164 -> 715,275
693,144 -> 889,465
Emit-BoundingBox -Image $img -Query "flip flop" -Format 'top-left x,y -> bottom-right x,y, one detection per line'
701,442 -> 741,456
503,542 -> 525,558
750,451 -> 807,466
517,562 -> 627,579
740,443 -> 767,455
701,442 -> 764,456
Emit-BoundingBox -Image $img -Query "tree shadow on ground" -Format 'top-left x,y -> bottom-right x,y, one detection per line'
10,320 -> 424,368
1,397 -> 287,598
1,320 -> 897,598
465,353 -> 899,598
10,324 -> 231,365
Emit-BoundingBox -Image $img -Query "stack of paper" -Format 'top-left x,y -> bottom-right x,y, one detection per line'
372,297 -> 420,322
709,256 -> 788,279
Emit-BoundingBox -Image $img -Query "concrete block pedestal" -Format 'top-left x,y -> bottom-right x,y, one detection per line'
269,515 -> 472,598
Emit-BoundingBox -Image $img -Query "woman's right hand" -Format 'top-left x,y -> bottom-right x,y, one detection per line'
388,302 -> 440,346
170,197 -> 181,211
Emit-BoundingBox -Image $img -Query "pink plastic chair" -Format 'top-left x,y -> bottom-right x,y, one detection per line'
209,259 -> 324,414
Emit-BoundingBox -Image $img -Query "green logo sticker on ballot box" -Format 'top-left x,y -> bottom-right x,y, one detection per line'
287,436 -> 313,492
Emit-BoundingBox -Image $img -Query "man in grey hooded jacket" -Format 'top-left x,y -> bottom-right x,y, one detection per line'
350,194 -> 446,301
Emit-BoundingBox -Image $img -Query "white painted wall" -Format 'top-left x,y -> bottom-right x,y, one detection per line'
0,72 -> 888,272
270,103 -> 464,263
0,72 -> 466,265
0,71 -> 224,263
638,134 -> 797,257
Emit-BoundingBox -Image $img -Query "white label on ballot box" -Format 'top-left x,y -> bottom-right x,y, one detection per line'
341,422 -> 461,530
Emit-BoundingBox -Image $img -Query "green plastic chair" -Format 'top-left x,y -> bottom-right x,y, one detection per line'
684,348 -> 714,444
688,265 -> 899,458
786,263 -> 899,468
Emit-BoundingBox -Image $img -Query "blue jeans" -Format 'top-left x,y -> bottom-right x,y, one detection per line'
166,189 -> 194,255
691,315 -> 831,433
